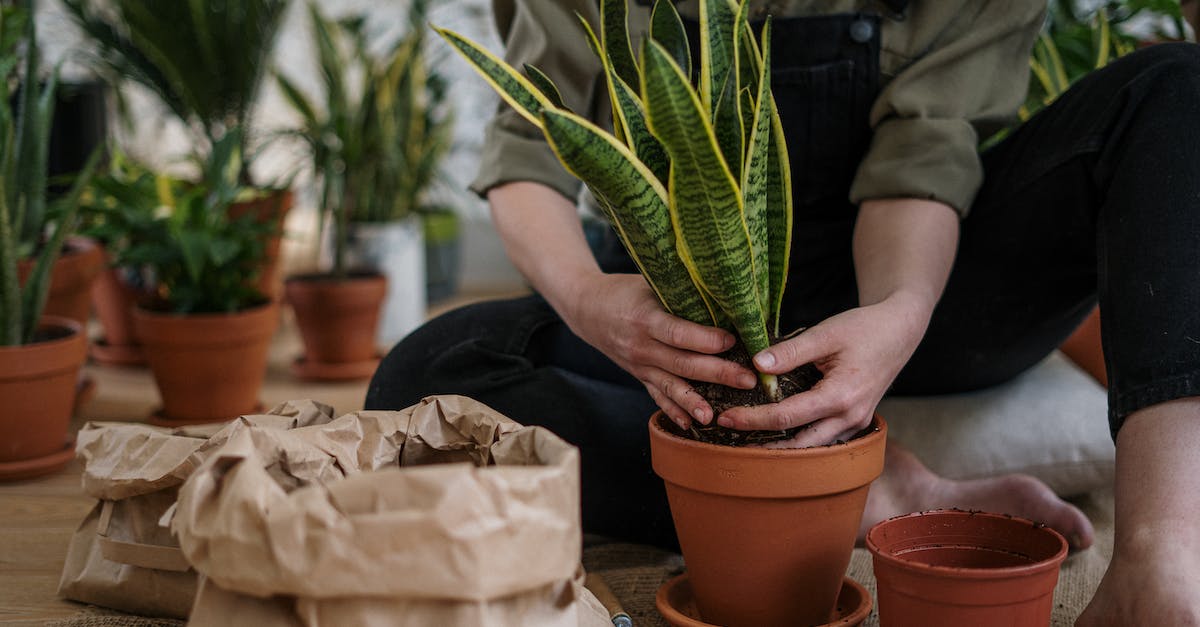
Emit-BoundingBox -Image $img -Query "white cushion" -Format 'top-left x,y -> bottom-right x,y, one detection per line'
878,351 -> 1114,497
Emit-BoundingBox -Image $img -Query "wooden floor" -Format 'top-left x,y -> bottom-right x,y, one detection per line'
0,291 -> 522,625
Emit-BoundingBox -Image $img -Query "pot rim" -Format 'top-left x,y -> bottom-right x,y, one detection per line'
865,508 -> 1069,580
649,410 -> 886,459
133,299 -> 279,321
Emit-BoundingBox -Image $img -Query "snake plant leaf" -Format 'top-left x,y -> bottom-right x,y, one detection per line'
700,0 -> 738,118
540,108 -> 715,326
608,71 -> 669,183
742,20 -> 774,320
599,0 -> 640,92
575,12 -> 627,146
434,27 -> 555,129
523,63 -> 566,109
766,94 -> 794,331
735,1 -> 759,99
650,0 -> 690,79
641,38 -> 769,355
739,86 -> 755,154
713,70 -> 743,182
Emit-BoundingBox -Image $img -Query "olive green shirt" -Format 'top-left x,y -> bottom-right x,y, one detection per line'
470,0 -> 1046,217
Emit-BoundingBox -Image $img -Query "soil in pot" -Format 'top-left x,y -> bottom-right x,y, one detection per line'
0,317 -> 87,480
650,412 -> 887,627
866,509 -> 1068,627
285,272 -> 386,381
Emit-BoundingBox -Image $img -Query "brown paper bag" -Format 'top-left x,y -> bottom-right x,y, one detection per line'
172,395 -> 610,627
58,400 -> 337,618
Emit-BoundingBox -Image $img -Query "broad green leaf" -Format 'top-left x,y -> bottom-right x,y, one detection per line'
700,0 -> 737,118
523,64 -> 566,109
713,70 -> 743,182
600,0 -> 640,92
435,27 -> 555,129
650,0 -> 690,78
540,108 -> 715,326
641,39 -> 769,354
742,20 -> 773,319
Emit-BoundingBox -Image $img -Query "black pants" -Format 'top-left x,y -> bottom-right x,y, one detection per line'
367,41 -> 1200,550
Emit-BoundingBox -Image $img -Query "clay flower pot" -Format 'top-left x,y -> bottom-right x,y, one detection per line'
134,301 -> 280,425
18,236 -> 106,327
866,509 -> 1068,627
0,317 -> 87,480
230,189 -> 293,301
649,412 -> 887,627
89,257 -> 148,366
284,272 -> 386,381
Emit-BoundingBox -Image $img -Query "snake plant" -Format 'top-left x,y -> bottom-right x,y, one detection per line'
437,0 -> 793,400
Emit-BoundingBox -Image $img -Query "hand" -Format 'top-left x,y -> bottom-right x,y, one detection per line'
716,291 -> 933,447
561,273 -> 757,430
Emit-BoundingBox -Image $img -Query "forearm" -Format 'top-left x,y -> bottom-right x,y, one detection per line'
853,198 -> 960,318
487,181 -> 602,320
1113,401 -> 1200,553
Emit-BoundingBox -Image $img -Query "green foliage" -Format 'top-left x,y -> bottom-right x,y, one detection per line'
438,0 -> 792,399
276,1 -> 453,278
79,134 -> 268,315
0,0 -> 100,346
61,0 -> 289,184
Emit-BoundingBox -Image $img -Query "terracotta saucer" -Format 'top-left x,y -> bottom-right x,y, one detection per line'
148,404 -> 264,428
89,338 -> 146,367
290,354 -> 381,382
0,440 -> 75,481
655,573 -> 872,627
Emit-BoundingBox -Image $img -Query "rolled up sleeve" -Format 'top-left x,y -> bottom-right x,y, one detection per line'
849,1 -> 1046,216
469,0 -> 606,202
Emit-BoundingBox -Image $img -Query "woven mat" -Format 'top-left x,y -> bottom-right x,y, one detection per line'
52,489 -> 1114,627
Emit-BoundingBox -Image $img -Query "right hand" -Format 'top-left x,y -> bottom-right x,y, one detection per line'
561,273 -> 758,430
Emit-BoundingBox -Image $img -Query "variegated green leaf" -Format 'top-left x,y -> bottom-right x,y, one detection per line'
650,0 -> 690,78
434,27 -> 555,129
736,2 -> 760,100
524,63 -> 566,109
763,37 -> 793,332
609,73 -> 669,183
742,20 -> 773,319
713,71 -> 743,182
575,13 -> 627,146
700,0 -> 737,118
600,0 -> 640,93
641,38 -> 769,354
739,86 -> 755,155
540,108 -> 715,326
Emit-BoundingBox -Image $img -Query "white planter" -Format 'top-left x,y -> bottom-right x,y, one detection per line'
337,218 -> 427,350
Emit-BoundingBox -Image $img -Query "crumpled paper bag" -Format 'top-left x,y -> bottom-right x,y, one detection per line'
57,400 -> 336,618
172,395 -> 610,627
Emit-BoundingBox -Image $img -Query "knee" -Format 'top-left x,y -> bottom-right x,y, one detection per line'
1127,43 -> 1200,96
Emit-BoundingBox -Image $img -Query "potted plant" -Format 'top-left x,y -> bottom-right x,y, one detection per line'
278,0 -> 453,353
0,1 -> 101,480
438,1 -> 886,625
89,132 -> 278,425
61,0 -> 293,298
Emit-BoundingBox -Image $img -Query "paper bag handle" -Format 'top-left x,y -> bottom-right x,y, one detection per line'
97,500 -> 192,573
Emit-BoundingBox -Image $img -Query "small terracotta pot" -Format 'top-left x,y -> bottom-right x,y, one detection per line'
19,236 -> 106,326
866,509 -> 1068,627
230,189 -> 293,301
649,412 -> 887,627
89,254 -> 148,366
0,317 -> 87,480
284,272 -> 386,381
134,301 -> 279,425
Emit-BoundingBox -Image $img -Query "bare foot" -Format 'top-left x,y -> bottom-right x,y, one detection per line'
859,440 -> 1096,551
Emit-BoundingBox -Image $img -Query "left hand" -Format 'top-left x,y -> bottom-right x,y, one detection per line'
716,289 -> 934,448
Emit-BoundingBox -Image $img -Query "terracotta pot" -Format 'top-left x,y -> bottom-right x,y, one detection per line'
0,317 -> 87,480
89,254 -> 148,366
134,301 -> 279,425
649,412 -> 887,627
866,509 -> 1068,627
284,272 -> 386,381
18,236 -> 106,326
230,189 -> 293,301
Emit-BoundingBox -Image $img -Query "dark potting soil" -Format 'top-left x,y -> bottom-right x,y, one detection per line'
682,337 -> 825,446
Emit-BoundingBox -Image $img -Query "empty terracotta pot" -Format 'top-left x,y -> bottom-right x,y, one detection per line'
649,412 -> 887,627
867,509 -> 1068,627
284,272 -> 386,381
134,301 -> 279,425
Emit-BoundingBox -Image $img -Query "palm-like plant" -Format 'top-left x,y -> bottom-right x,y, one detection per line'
0,0 -> 99,346
61,0 -> 288,185
277,0 -> 452,280
438,0 -> 793,401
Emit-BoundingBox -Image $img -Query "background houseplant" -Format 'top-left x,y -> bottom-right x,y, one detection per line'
277,0 -> 453,351
0,0 -> 99,479
439,1 -> 885,625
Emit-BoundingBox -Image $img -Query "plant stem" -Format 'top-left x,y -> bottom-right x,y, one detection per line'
759,371 -> 783,403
